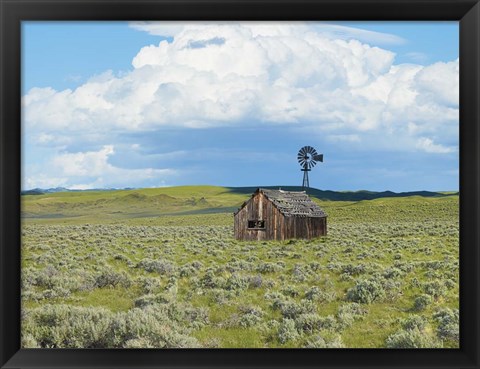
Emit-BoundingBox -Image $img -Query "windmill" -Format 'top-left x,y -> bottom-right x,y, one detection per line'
297,146 -> 323,189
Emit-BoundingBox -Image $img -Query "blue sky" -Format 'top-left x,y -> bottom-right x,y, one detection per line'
22,21 -> 459,191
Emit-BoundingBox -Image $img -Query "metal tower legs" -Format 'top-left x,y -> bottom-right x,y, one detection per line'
302,169 -> 310,189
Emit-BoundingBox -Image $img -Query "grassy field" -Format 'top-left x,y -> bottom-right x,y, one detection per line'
21,186 -> 459,348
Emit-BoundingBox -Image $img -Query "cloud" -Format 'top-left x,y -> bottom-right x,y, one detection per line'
23,175 -> 68,190
312,23 -> 406,45
52,145 -> 116,177
129,21 -> 406,45
23,22 -> 458,162
25,145 -> 176,189
129,21 -> 184,37
416,137 -> 456,154
415,58 -> 459,107
35,133 -> 55,144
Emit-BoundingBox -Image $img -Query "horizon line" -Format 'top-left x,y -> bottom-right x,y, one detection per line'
21,184 -> 459,194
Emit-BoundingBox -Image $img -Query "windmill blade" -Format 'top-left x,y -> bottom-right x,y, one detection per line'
306,146 -> 316,155
298,146 -> 324,171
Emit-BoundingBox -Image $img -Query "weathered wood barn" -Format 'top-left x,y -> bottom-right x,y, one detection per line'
234,188 -> 327,241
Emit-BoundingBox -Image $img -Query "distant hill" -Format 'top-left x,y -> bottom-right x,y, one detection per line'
21,185 -> 458,220
226,186 -> 457,202
22,185 -> 456,201
21,187 -> 130,195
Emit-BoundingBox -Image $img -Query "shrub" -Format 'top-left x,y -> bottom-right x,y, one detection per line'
230,306 -> 264,328
136,276 -> 163,294
444,278 -> 457,290
294,314 -> 337,333
134,294 -> 171,308
226,260 -> 254,273
199,271 -> 226,289
337,303 -> 368,327
381,279 -> 402,300
94,269 -> 131,289
434,308 -> 459,342
34,266 -> 59,289
113,254 -> 129,262
137,259 -> 176,276
346,279 -> 386,304
385,329 -> 442,348
291,264 -> 312,282
258,319 -> 281,338
248,275 -> 263,289
383,267 -> 405,279
401,315 -> 428,331
225,274 -> 249,292
341,263 -> 368,277
273,299 -> 316,319
209,288 -> 236,304
22,304 -> 115,348
264,291 -> 283,301
184,307 -> 209,329
21,334 -> 39,348
278,319 -> 300,344
422,280 -> 447,300
256,262 -> 284,274
281,286 -> 300,298
304,286 -> 337,303
237,312 -> 263,328
123,337 -> 155,348
113,305 -> 199,348
22,302 -> 202,349
179,264 -> 199,277
413,294 -> 432,311
123,338 -> 155,349
303,334 -> 345,348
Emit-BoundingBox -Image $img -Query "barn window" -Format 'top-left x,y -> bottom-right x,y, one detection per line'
248,220 -> 265,229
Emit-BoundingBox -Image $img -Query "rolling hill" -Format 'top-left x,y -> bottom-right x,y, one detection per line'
21,185 -> 457,220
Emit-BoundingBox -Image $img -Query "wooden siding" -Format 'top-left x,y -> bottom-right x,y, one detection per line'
234,192 -> 285,241
283,216 -> 327,239
234,192 -> 327,241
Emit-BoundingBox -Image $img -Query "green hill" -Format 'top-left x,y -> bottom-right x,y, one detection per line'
21,185 -> 457,220
226,186 -> 456,201
21,186 -> 245,219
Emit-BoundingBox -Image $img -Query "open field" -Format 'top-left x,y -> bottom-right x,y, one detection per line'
21,186 -> 459,348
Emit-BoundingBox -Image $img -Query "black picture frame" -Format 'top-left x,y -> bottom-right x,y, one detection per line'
1,0 -> 479,368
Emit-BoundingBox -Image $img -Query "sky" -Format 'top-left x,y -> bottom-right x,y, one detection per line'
21,21 -> 459,192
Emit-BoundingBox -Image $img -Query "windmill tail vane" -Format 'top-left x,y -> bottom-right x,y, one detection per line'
297,146 -> 323,189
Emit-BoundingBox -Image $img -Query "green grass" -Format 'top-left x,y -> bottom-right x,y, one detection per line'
20,186 -> 459,349
22,185 -> 248,221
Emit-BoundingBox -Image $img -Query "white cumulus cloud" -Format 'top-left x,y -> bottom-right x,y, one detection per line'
416,137 -> 456,154
23,22 -> 458,158
25,145 -> 176,189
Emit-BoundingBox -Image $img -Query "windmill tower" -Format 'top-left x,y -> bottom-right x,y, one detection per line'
297,146 -> 323,189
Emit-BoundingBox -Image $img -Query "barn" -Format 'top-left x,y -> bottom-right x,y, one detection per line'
234,188 -> 327,241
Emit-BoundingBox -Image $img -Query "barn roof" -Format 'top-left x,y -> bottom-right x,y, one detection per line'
234,188 -> 327,218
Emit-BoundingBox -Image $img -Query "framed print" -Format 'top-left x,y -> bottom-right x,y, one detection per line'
1,0 -> 479,368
